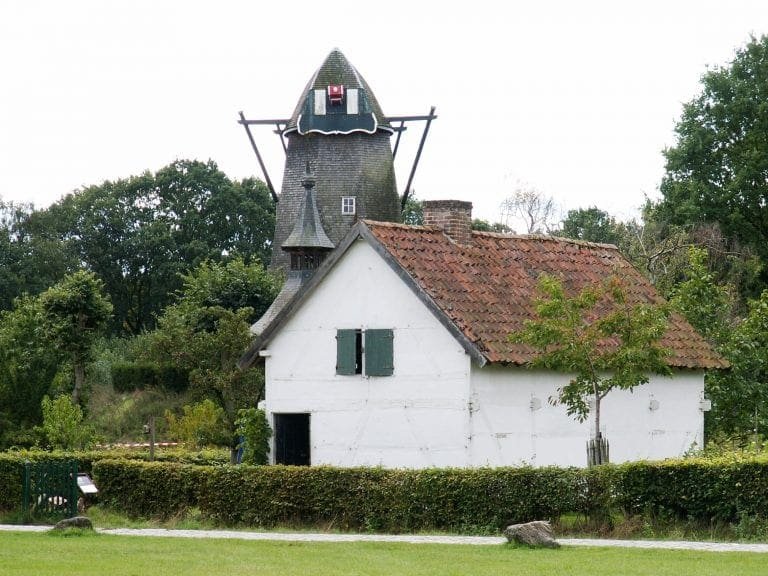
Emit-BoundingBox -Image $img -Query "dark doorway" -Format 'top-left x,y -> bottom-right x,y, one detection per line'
274,413 -> 311,465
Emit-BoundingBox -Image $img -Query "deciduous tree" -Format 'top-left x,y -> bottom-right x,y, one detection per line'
511,274 -> 671,462
658,35 -> 768,281
40,271 -> 113,405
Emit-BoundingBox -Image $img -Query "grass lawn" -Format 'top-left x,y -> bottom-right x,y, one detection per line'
0,531 -> 765,576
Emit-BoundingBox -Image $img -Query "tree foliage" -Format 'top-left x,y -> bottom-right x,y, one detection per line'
669,247 -> 733,347
39,270 -> 113,405
707,291 -> 768,438
40,159 -> 275,334
511,274 -> 671,444
0,295 -> 62,447
39,394 -> 95,450
658,35 -> 768,277
471,218 -> 512,233
165,399 -> 229,449
555,207 -> 621,245
135,258 -> 278,445
236,408 -> 272,465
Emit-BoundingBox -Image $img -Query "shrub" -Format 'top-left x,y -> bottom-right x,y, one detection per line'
235,408 -> 271,465
39,395 -> 95,450
93,459 -> 203,519
165,400 -> 229,449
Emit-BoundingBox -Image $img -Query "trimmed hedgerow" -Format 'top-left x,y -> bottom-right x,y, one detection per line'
92,462 -> 587,531
0,448 -> 229,512
614,455 -> 768,522
93,459 -> 203,519
0,451 -> 100,511
9,452 -> 768,530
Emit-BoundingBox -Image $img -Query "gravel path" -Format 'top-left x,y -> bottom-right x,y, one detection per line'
3,524 -> 768,553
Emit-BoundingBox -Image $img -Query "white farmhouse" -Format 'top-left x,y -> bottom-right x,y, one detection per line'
240,199 -> 726,468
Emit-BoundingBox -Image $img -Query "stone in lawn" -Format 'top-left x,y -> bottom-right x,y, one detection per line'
503,520 -> 559,548
52,516 -> 94,531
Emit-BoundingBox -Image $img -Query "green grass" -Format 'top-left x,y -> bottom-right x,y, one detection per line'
0,531 -> 765,576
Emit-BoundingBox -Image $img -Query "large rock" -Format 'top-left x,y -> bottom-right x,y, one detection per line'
503,520 -> 559,548
52,516 -> 94,531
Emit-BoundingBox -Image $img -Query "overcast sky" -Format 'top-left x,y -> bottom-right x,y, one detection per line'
1,1 -> 767,226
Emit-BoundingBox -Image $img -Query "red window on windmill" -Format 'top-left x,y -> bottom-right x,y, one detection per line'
327,85 -> 345,105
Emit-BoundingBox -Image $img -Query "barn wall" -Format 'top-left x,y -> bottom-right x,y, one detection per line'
469,365 -> 706,467
264,238 -> 472,468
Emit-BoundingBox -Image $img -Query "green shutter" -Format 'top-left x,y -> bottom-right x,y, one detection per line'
336,329 -> 357,375
365,329 -> 394,377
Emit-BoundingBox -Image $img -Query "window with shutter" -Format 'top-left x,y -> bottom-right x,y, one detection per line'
336,329 -> 361,375
364,329 -> 394,377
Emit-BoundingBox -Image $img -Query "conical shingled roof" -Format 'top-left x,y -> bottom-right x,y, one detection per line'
285,48 -> 391,134
282,171 -> 334,250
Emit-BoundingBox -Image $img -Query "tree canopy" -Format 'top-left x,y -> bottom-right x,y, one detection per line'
555,207 -> 621,245
40,271 -> 113,405
511,274 -> 671,457
39,159 -> 275,334
658,35 -> 768,274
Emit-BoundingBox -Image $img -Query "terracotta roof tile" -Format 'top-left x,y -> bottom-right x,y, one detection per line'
364,221 -> 728,370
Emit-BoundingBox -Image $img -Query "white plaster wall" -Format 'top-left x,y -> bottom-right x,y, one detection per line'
469,365 -> 705,467
264,238 -> 472,468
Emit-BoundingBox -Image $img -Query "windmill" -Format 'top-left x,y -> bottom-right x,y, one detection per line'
238,48 -> 436,273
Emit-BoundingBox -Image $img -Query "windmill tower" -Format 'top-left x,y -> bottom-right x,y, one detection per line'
239,48 -> 436,273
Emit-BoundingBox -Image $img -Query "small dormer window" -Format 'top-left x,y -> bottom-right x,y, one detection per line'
327,85 -> 344,106
342,197 -> 356,215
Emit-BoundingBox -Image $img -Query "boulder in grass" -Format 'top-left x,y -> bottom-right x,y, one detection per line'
52,516 -> 94,531
503,520 -> 559,548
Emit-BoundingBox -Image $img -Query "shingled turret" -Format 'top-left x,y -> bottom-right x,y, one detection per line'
270,48 -> 400,272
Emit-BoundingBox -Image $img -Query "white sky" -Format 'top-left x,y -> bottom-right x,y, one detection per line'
1,0 -> 767,226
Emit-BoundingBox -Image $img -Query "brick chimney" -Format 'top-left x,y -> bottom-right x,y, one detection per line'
422,200 -> 473,244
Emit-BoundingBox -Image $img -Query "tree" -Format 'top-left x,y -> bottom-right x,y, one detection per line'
707,291 -> 768,438
0,295 -> 63,447
39,271 -> 113,405
0,201 -> 76,311
555,207 -> 621,245
40,159 -> 275,334
511,274 -> 671,462
658,35 -> 768,280
669,247 -> 734,347
401,195 -> 423,225
135,258 -> 279,455
471,218 -> 513,233
500,184 -> 558,234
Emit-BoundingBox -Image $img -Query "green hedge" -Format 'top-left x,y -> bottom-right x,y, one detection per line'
0,451 -> 100,511
8,452 -> 768,531
94,460 -> 203,519
92,462 -> 587,531
614,456 -> 768,522
0,448 -> 229,511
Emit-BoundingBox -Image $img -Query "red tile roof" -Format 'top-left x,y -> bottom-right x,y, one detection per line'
364,220 -> 728,370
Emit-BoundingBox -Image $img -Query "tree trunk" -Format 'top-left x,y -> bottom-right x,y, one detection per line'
594,392 -> 601,441
72,357 -> 85,406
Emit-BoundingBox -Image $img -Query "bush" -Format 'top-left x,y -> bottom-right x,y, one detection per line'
93,459 -> 202,519
614,455 -> 768,523
165,400 -> 229,449
80,460 -> 590,530
39,395 -> 95,450
235,408 -> 271,465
